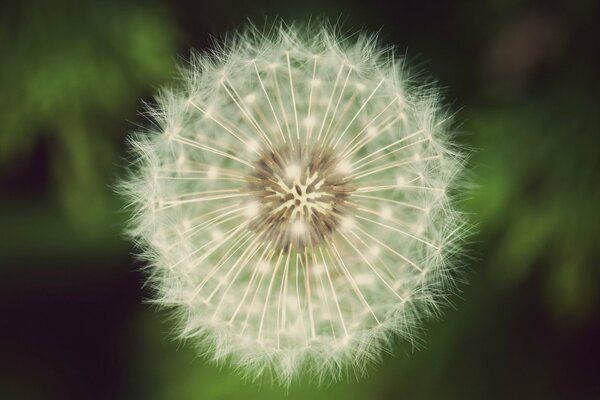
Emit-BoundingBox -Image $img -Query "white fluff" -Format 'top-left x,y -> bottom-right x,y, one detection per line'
121,22 -> 469,386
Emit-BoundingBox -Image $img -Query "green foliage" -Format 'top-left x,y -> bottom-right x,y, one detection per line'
0,0 -> 177,237
466,89 -> 600,323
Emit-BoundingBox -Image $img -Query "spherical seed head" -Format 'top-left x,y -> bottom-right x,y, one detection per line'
121,22 -> 468,385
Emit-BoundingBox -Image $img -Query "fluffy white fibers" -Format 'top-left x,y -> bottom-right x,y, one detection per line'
121,22 -> 469,386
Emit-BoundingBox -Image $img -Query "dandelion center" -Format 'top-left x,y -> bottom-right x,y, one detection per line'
246,144 -> 355,251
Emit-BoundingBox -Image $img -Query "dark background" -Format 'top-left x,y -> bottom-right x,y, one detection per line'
1,0 -> 599,399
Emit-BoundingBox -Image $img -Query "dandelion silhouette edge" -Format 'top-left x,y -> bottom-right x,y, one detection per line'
121,22 -> 468,385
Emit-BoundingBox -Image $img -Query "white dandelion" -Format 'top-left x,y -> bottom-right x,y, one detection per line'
122,22 -> 468,385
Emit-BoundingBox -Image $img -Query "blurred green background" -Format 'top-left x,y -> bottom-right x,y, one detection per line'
1,0 -> 599,399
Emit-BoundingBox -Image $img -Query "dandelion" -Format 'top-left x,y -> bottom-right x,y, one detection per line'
122,22 -> 468,385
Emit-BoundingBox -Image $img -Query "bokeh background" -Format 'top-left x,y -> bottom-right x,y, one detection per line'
1,0 -> 599,399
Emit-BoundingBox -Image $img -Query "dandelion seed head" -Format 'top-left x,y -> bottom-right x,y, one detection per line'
121,21 -> 469,386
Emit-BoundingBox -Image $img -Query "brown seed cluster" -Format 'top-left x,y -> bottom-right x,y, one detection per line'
246,144 -> 355,252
